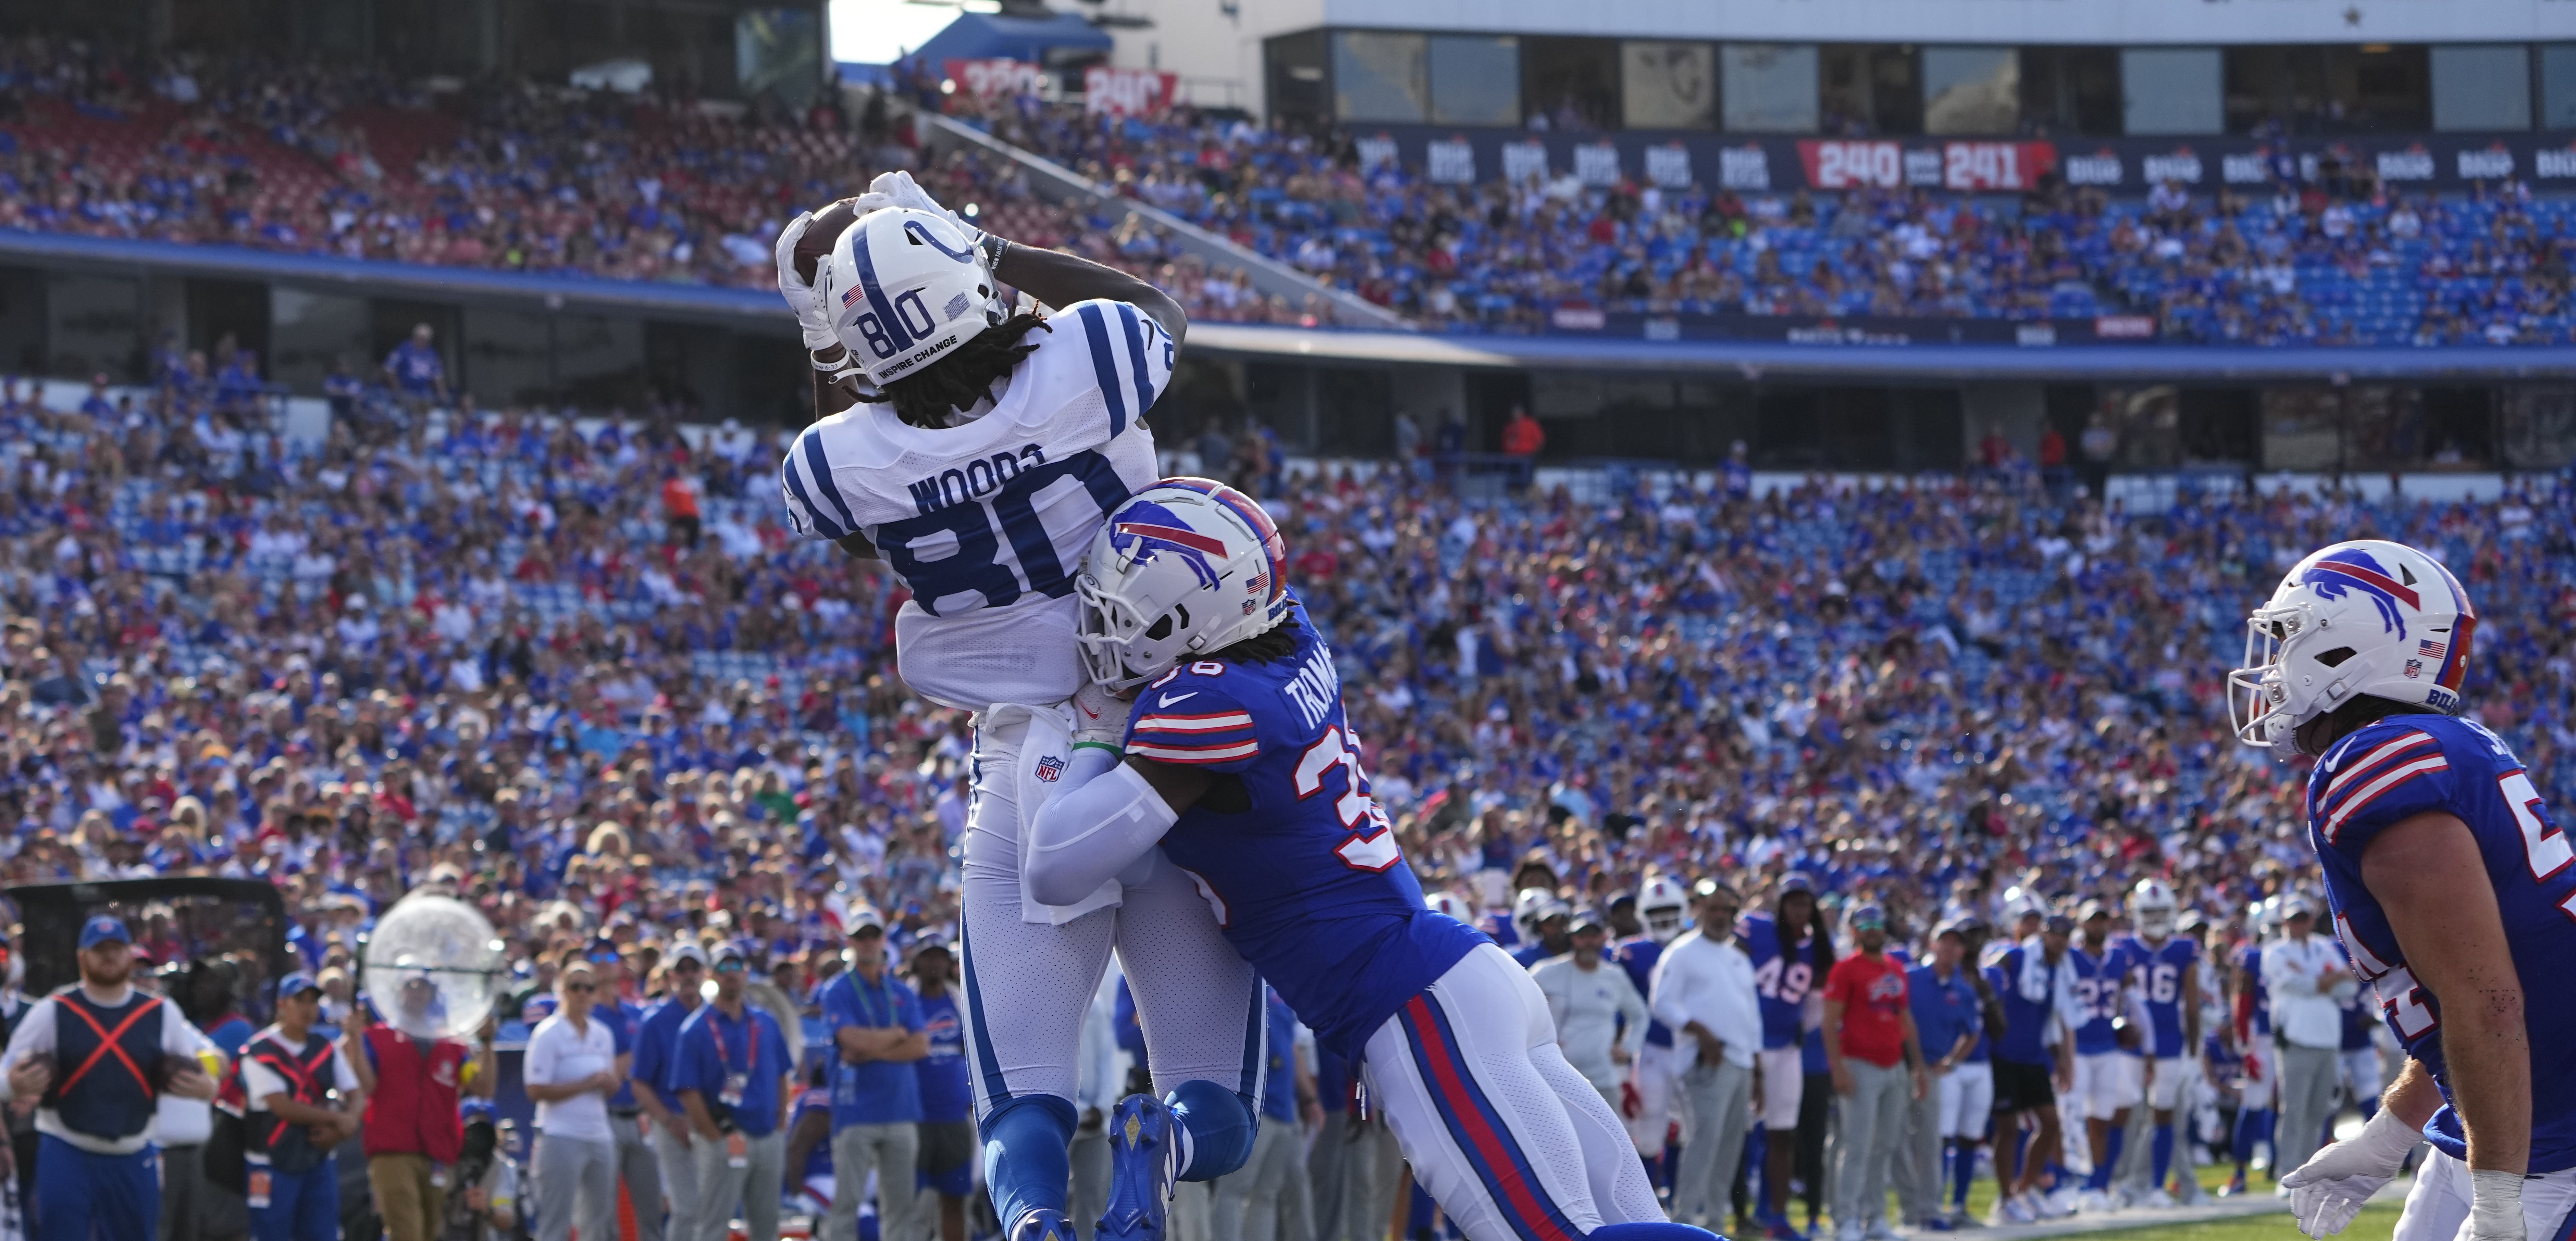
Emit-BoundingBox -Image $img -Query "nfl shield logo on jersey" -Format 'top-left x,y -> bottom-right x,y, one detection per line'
1036,755 -> 1067,783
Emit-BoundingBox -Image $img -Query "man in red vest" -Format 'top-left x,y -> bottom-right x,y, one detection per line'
346,971 -> 497,1241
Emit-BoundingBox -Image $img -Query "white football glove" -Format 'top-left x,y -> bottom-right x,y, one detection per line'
2279,1105 -> 2418,1238
868,170 -> 986,250
775,194 -> 898,367
1071,682 -> 1125,749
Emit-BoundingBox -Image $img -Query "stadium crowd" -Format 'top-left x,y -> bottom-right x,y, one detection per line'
0,37 -> 1318,326
0,315 -> 2569,1239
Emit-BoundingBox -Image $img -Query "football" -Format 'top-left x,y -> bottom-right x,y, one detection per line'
795,198 -> 863,285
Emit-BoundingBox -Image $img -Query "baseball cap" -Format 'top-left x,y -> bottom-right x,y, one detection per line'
277,972 -> 323,999
2045,913 -> 2077,934
711,941 -> 749,967
845,905 -> 887,936
1776,871 -> 1816,896
1847,902 -> 1887,930
2076,898 -> 2109,922
1931,919 -> 1966,940
1568,908 -> 1608,934
79,915 -> 131,949
666,943 -> 708,968
2280,893 -> 2317,919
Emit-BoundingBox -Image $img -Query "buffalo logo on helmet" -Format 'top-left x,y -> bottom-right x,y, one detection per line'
2298,548 -> 2420,638
1110,503 -> 1228,590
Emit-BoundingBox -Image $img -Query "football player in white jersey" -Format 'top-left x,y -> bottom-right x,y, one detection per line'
774,176 -> 1264,1241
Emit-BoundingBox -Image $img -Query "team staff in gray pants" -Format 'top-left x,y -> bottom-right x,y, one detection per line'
1821,903 -> 1928,1241
670,942 -> 794,1241
633,944 -> 710,1240
525,957 -> 624,1241
590,942 -> 668,1241
820,910 -> 928,1241
2261,897 -> 2355,1181
1647,880 -> 1764,1235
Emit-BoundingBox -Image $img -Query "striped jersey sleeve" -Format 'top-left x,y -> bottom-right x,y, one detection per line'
1124,684 -> 1261,771
1054,298 -> 1175,439
2309,722 -> 2456,853
779,421 -> 862,542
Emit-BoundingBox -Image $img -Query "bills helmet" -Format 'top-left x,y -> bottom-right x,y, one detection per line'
1076,479 -> 1291,691
821,208 -> 1005,388
2229,539 -> 2476,759
1638,877 -> 1689,943
1425,891 -> 1473,923
1513,887 -> 1571,943
2129,879 -> 2179,939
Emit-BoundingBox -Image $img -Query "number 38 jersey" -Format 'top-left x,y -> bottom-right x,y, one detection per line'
2308,712 -> 2576,1174
1120,599 -> 1487,1060
780,298 -> 1171,711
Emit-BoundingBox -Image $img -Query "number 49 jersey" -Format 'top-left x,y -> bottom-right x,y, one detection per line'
1120,602 -> 1487,1060
780,298 -> 1169,711
2308,712 -> 2576,1174
1737,915 -> 1818,1049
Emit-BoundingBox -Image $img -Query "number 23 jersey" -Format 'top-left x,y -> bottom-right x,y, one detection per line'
780,298 -> 1169,711
1120,602 -> 1487,1060
2308,712 -> 2576,1174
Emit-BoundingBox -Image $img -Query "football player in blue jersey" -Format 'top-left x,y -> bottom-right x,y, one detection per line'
1983,910 -> 2076,1224
2109,880 -> 2202,1208
1614,878 -> 1691,1184
1020,480 -> 1714,1241
2065,900 -> 2142,1212
1737,873 -> 1833,1240
2232,540 -> 2576,1241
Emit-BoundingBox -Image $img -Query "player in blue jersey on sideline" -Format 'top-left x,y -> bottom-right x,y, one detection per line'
2107,880 -> 2202,1208
1017,478 -> 1717,1241
1613,879 -> 1691,1188
1737,873 -> 1832,1240
2064,901 -> 2141,1212
2230,540 -> 2576,1241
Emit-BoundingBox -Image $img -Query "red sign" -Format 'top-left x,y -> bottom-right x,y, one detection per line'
943,58 -> 1045,99
1083,66 -> 1178,116
1797,140 -> 2056,191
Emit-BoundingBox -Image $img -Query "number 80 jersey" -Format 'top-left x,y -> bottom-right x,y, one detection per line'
1122,599 -> 1487,1060
2308,712 -> 2576,1174
780,298 -> 1170,711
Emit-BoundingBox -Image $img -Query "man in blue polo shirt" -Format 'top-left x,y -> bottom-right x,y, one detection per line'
632,944 -> 708,1238
818,908 -> 924,1241
589,940 -> 662,1241
1896,921 -> 1981,1230
668,942 -> 790,1241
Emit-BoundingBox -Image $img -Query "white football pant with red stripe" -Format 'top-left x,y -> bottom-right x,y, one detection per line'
1363,943 -> 1666,1241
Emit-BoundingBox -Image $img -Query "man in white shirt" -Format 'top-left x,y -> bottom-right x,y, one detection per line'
1530,909 -> 1649,1111
1,915 -> 221,1241
2261,894 -> 2354,1184
1649,880 -> 1764,1235
525,954 -> 626,1241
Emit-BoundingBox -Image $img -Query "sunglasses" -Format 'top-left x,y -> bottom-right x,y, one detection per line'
562,981 -> 595,993
714,960 -> 746,973
588,952 -> 620,965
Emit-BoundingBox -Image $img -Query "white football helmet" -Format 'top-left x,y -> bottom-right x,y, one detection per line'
2229,539 -> 2477,759
1425,891 -> 1473,923
2130,879 -> 2179,940
1513,887 -> 1570,943
2001,885 -> 2045,925
1638,877 -> 1689,943
1076,479 -> 1292,691
820,207 -> 1005,387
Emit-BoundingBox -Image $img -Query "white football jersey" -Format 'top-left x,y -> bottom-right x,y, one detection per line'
781,298 -> 1172,711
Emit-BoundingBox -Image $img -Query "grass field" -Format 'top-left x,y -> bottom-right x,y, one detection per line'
2076,1200 -> 2398,1241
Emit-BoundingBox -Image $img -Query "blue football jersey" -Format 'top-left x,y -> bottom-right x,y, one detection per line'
2236,944 -> 2270,1037
1985,945 -> 2054,1066
1739,914 -> 1820,1049
1613,936 -> 1673,1048
2110,933 -> 2200,1058
1124,609 -> 1486,1059
2066,940 -> 2131,1055
2308,713 -> 2576,1174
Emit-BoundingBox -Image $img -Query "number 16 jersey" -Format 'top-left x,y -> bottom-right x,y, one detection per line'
781,299 -> 1169,711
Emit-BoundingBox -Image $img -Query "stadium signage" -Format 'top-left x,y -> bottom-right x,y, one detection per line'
944,59 -> 1047,100
1360,127 -> 2569,193
1082,66 -> 1176,116
1568,312 -> 2159,345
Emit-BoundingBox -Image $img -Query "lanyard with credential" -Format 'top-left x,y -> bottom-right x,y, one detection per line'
710,1010 -> 759,1079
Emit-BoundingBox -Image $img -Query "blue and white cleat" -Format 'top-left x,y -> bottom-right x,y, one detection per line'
1096,1094 -> 1181,1241
1013,1208 -> 1079,1241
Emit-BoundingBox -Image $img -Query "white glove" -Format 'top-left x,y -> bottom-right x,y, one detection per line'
1071,682 -> 1125,749
776,195 -> 900,362
868,170 -> 985,249
2280,1105 -> 2418,1238
2466,1169 -> 2525,1241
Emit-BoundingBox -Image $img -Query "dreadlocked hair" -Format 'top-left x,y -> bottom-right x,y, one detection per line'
863,312 -> 1051,428
1212,612 -> 1302,665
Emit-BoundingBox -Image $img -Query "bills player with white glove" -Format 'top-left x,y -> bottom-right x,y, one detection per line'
774,172 -> 1266,1241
